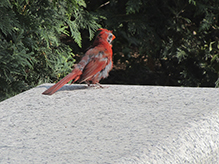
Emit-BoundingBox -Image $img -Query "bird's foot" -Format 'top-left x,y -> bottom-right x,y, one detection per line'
87,83 -> 108,89
96,83 -> 109,88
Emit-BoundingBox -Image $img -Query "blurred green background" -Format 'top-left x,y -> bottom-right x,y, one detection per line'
1,0 -> 219,101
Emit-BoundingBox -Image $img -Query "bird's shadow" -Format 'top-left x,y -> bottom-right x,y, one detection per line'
39,84 -> 88,94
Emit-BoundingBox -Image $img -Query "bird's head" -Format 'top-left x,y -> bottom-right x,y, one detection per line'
96,28 -> 116,45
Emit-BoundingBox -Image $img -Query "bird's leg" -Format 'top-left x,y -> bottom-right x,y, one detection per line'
86,82 -> 108,88
96,83 -> 104,88
85,81 -> 90,87
96,83 -> 109,88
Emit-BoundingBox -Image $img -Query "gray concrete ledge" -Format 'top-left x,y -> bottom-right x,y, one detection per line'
0,84 -> 219,163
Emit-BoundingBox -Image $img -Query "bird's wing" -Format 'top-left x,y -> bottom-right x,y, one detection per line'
79,47 -> 110,82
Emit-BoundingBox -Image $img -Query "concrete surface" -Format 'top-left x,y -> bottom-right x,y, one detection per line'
0,84 -> 219,164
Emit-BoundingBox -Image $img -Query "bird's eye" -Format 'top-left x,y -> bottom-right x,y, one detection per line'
107,34 -> 113,44
108,35 -> 112,40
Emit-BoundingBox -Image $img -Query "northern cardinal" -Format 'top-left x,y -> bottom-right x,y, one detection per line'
42,28 -> 115,95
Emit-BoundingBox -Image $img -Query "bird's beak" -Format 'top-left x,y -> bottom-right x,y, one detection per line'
112,34 -> 116,40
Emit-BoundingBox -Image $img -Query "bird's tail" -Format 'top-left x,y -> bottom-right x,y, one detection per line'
42,69 -> 82,95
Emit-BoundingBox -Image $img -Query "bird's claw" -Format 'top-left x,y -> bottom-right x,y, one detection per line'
87,83 -> 109,89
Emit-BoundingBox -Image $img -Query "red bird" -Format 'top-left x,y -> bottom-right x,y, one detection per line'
42,28 -> 116,95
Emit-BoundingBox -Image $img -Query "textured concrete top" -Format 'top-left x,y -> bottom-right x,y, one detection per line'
0,84 -> 219,163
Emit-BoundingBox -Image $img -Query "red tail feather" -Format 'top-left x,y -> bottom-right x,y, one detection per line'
42,69 -> 81,95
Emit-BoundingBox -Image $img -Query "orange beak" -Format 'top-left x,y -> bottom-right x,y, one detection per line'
112,34 -> 116,41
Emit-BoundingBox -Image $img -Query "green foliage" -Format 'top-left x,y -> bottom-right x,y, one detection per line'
0,0 -> 100,101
